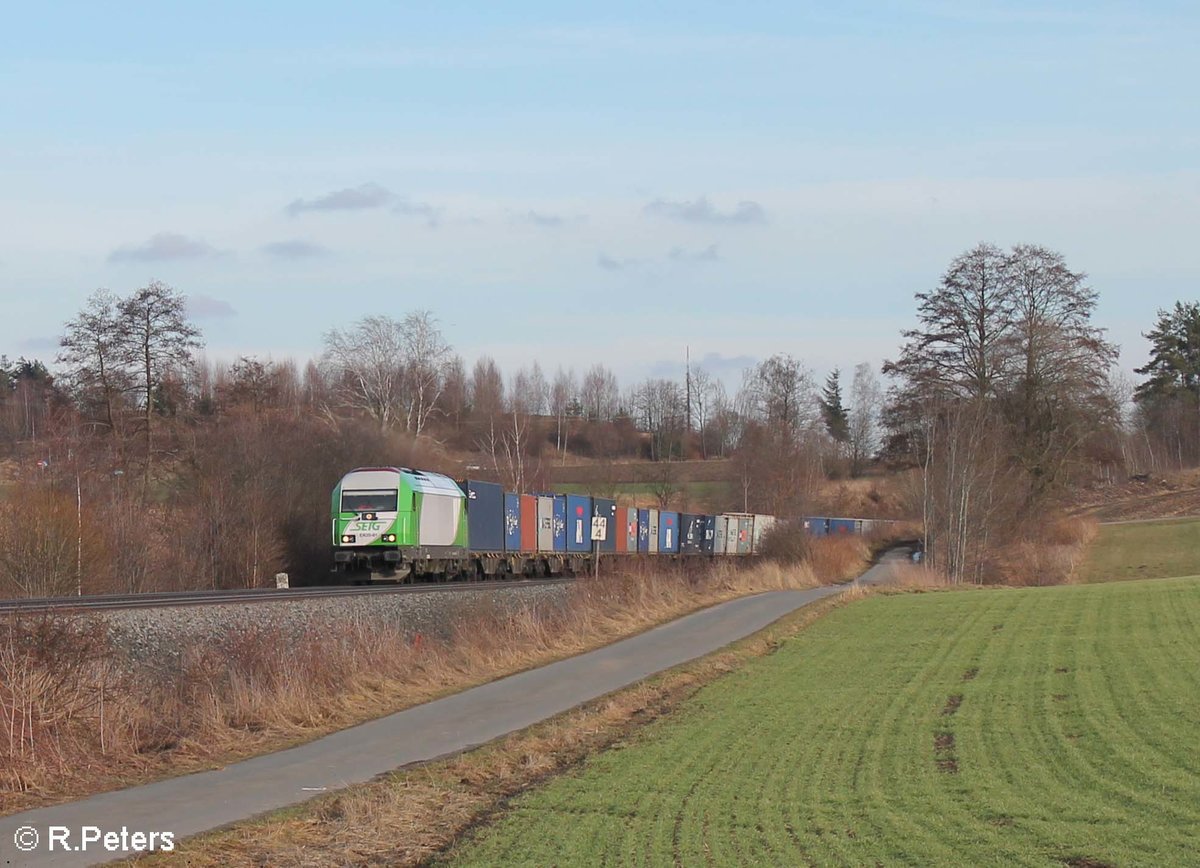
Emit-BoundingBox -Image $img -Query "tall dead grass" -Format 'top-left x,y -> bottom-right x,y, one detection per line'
1,537 -> 870,815
993,514 -> 1098,586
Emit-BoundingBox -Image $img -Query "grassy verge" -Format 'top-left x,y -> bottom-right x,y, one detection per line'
445,577 -> 1200,867
1,538 -> 869,816
1078,516 -> 1200,582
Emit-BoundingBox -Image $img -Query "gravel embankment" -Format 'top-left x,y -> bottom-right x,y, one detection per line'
99,583 -> 572,668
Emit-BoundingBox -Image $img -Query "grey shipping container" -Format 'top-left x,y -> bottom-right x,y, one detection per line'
536,495 -> 555,552
752,514 -> 775,554
620,506 -> 638,552
713,515 -> 729,554
724,514 -> 743,553
737,515 -> 754,554
648,508 -> 660,554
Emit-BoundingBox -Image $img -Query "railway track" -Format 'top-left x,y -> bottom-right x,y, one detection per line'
0,577 -> 572,614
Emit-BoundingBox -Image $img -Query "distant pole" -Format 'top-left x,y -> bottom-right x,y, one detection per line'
76,475 -> 82,596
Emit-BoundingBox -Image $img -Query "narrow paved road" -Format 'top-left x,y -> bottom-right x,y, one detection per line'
0,553 -> 906,866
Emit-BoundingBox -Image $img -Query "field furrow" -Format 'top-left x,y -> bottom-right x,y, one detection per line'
445,579 -> 1200,867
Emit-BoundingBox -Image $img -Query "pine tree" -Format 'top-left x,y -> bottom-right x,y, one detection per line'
820,369 -> 849,443
1135,302 -> 1200,402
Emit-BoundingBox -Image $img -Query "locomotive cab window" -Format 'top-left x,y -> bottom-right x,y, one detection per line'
341,490 -> 399,513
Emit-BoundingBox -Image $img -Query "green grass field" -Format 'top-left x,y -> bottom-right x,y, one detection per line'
446,579 -> 1200,866
1079,517 -> 1200,583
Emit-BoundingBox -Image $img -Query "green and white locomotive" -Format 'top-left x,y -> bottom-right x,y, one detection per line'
331,466 -> 469,580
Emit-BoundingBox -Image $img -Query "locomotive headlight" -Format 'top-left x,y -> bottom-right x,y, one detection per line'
382,533 -> 397,543
364,512 -> 377,521
341,534 -> 356,544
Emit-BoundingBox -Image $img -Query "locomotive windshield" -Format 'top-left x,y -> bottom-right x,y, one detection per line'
341,490 -> 399,513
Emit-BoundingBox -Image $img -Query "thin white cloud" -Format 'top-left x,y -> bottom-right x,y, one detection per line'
108,233 -> 218,263
525,210 -> 565,227
286,183 -> 394,215
187,294 -> 236,319
597,252 -> 644,271
669,243 -> 720,262
285,183 -> 440,225
261,240 -> 330,259
644,196 -> 766,225
648,351 -> 757,382
393,198 -> 440,227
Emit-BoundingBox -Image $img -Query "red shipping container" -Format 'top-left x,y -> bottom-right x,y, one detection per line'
615,506 -> 628,553
520,494 -> 538,552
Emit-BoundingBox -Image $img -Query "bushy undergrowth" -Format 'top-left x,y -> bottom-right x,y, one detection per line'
0,538 -> 868,814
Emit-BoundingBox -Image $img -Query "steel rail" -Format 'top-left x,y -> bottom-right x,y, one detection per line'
0,577 -> 572,614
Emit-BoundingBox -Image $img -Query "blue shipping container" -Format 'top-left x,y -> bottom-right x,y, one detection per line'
829,518 -> 856,535
805,517 -> 830,537
552,495 -> 567,552
658,510 -> 680,553
460,480 -> 504,552
566,494 -> 592,553
503,493 -> 521,552
637,508 -> 650,553
593,497 -> 617,552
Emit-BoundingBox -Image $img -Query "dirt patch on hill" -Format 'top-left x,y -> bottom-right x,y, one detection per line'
1070,469 -> 1200,522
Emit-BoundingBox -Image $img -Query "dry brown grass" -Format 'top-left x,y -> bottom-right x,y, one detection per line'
1,538 -> 870,817
129,590 -> 863,868
885,561 -> 952,589
994,514 -> 1098,586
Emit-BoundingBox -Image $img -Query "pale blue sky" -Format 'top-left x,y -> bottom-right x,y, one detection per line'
2,1 -> 1196,385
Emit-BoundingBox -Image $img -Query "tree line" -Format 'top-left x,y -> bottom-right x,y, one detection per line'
3,251 -> 1200,596
0,281 -> 884,597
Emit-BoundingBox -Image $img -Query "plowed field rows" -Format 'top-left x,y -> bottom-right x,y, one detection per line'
446,579 -> 1200,866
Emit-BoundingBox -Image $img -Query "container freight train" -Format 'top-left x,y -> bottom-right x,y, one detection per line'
330,466 -> 785,581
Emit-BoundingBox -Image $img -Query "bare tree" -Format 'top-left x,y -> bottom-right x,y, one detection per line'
848,362 -> 882,476
59,289 -> 130,435
222,356 -> 281,414
1003,244 -> 1118,496
886,243 -> 1014,402
322,315 -> 406,431
399,310 -> 451,436
470,357 -> 505,419
739,354 -> 818,434
885,242 -> 1119,581
550,366 -> 576,460
117,281 -> 202,475
527,361 -> 549,416
636,378 -> 687,460
302,360 -> 329,411
702,383 -> 738,458
690,367 -> 716,457
580,364 -> 619,421
439,354 -> 469,431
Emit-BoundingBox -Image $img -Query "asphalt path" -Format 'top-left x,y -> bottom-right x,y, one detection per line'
0,552 -> 906,867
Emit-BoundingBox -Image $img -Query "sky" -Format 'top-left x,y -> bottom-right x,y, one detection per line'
2,1 -> 1197,388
